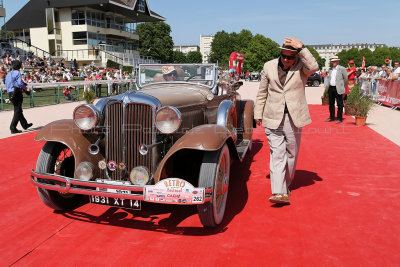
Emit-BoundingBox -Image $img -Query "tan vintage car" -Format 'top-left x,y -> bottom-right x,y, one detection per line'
31,64 -> 254,227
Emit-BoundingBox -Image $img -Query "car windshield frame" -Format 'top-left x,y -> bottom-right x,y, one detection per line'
137,64 -> 217,89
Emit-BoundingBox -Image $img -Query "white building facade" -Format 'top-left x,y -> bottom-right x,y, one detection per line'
3,0 -> 165,68
173,45 -> 200,55
200,34 -> 213,63
309,43 -> 386,70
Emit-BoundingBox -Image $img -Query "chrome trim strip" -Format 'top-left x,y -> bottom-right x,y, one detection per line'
216,100 -> 234,127
31,170 -> 212,203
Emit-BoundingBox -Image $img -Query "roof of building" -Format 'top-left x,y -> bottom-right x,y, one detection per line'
2,0 -> 165,31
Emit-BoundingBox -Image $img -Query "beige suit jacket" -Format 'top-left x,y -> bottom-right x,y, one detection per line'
254,48 -> 319,129
323,65 -> 348,95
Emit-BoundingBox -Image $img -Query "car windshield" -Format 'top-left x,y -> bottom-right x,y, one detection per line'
138,64 -> 217,88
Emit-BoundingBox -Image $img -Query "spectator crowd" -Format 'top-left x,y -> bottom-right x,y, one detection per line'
0,52 -> 134,101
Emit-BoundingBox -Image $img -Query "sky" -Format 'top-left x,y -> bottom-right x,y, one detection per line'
3,0 -> 400,47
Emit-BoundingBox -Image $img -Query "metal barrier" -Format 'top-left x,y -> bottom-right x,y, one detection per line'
0,79 -> 136,111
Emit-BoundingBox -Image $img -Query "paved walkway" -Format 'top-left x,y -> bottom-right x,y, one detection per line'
1,81 -> 399,146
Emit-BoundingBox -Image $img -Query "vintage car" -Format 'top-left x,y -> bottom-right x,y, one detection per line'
30,64 -> 254,227
249,71 -> 261,81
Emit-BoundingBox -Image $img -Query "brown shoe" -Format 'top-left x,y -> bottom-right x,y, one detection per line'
269,194 -> 290,204
336,120 -> 343,124
324,118 -> 335,122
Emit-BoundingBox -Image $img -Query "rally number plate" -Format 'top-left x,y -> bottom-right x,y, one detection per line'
144,178 -> 205,204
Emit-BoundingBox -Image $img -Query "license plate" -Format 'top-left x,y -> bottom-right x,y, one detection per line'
91,179 -> 141,210
89,195 -> 141,210
144,178 -> 205,204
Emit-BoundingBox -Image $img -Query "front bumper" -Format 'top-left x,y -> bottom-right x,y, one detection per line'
31,170 -> 212,204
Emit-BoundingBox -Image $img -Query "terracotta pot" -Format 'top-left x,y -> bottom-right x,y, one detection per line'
321,97 -> 329,105
355,116 -> 367,126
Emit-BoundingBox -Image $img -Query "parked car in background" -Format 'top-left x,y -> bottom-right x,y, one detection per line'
31,64 -> 255,228
249,71 -> 261,81
307,72 -> 322,86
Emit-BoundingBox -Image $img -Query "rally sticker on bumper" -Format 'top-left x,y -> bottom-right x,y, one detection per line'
144,178 -> 205,204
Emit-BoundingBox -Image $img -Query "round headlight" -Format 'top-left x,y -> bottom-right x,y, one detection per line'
155,106 -> 181,134
75,162 -> 93,181
130,166 -> 150,185
73,104 -> 98,130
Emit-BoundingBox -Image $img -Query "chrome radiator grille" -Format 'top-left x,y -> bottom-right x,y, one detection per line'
105,102 -> 154,180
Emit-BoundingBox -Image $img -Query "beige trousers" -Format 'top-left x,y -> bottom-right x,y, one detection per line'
265,113 -> 302,194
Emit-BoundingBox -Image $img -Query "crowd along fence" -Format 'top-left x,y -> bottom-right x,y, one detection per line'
0,79 -> 136,111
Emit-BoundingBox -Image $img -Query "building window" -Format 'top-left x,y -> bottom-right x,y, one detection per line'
72,31 -> 87,45
72,9 -> 85,25
137,0 -> 145,12
86,11 -> 105,28
88,32 -> 106,46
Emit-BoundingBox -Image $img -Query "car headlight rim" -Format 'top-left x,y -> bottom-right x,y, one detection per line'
73,104 -> 99,131
155,106 -> 182,134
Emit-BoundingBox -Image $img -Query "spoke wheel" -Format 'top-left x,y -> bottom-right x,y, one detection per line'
36,142 -> 85,210
197,144 -> 230,227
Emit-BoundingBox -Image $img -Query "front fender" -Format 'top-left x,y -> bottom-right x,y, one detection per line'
153,124 -> 234,183
35,119 -> 103,178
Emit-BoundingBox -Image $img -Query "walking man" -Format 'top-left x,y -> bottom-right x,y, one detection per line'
255,37 -> 318,204
324,56 -> 348,123
6,60 -> 32,134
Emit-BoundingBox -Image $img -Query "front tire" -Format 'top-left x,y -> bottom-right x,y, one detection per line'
197,144 -> 230,227
36,142 -> 85,210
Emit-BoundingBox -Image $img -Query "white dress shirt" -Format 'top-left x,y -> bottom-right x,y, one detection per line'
330,66 -> 338,86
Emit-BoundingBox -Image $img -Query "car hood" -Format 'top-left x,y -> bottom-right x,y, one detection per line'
138,84 -> 210,108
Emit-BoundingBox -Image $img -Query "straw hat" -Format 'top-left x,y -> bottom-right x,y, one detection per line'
330,56 -> 340,62
162,66 -> 176,75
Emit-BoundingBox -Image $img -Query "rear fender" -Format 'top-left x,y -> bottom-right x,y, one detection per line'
35,120 -> 104,178
153,124 -> 236,183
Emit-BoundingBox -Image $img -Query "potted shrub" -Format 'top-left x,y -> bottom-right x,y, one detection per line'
321,88 -> 329,105
344,84 -> 360,116
353,95 -> 374,126
83,89 -> 95,104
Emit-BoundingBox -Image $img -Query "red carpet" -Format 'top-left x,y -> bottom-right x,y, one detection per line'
0,105 -> 399,266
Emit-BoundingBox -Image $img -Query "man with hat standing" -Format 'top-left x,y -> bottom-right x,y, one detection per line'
6,60 -> 33,134
255,37 -> 318,204
324,56 -> 348,123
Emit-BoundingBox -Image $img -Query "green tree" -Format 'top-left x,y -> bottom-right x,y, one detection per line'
137,22 -> 173,63
389,47 -> 400,64
372,47 -> 391,66
234,29 -> 253,52
173,50 -> 186,63
338,48 -> 361,67
307,46 -> 325,70
186,51 -> 203,63
209,30 -> 233,67
244,34 -> 280,71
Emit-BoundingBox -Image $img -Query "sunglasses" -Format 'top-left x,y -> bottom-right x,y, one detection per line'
166,72 -> 176,76
281,54 -> 297,60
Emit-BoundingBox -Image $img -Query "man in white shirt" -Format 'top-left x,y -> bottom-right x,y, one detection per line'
324,56 -> 348,123
393,61 -> 400,81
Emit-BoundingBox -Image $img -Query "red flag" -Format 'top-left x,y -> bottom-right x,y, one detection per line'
362,57 -> 366,69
